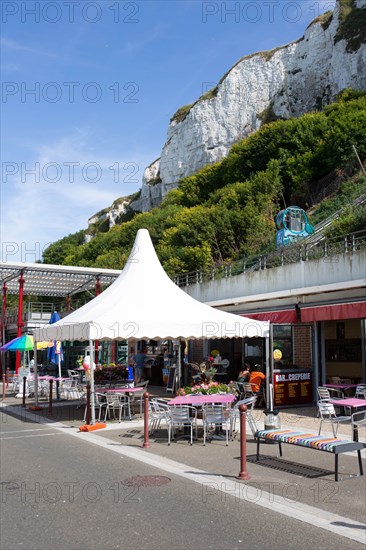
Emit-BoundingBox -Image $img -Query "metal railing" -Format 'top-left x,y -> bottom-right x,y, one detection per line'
174,229 -> 366,287
5,302 -> 54,325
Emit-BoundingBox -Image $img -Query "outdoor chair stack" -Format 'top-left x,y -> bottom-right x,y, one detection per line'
67,370 -> 80,385
61,379 -> 84,400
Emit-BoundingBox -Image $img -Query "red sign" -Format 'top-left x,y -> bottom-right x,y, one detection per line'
274,371 -> 313,406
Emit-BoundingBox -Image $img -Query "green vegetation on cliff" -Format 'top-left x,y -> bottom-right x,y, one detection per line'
43,92 -> 366,275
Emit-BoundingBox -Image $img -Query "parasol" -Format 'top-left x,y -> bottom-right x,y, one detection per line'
0,334 -> 53,352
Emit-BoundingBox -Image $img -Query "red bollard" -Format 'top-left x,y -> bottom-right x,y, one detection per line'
142,392 -> 151,448
237,404 -> 250,480
48,379 -> 53,415
2,375 -> 5,400
22,376 -> 27,408
85,384 -> 91,425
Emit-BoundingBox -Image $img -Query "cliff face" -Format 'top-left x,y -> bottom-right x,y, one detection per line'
131,0 -> 366,212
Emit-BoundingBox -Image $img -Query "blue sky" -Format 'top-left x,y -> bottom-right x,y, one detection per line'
1,0 -> 336,263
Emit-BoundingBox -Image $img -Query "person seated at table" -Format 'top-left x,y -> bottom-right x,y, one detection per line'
249,364 -> 266,406
237,364 -> 250,383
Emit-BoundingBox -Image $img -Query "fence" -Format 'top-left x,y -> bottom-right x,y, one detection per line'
174,229 -> 366,288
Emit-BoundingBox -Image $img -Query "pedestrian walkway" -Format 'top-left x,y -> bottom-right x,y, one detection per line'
2,385 -> 366,542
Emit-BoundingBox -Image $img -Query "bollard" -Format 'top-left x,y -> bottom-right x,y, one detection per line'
85,384 -> 91,425
48,379 -> 53,415
237,404 -> 250,480
2,374 -> 5,400
22,376 -> 27,408
56,380 -> 60,400
142,392 -> 151,448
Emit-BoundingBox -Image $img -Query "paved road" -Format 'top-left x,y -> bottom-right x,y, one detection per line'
0,411 -> 363,550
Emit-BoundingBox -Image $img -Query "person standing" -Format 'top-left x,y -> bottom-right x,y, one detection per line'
128,347 -> 136,369
134,347 -> 147,384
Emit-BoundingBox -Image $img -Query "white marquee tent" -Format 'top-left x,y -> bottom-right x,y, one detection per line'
34,229 -> 270,422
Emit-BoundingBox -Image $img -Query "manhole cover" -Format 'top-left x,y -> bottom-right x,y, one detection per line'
122,476 -> 171,487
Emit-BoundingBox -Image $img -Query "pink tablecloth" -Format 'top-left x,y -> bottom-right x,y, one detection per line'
330,398 -> 366,408
98,387 -> 142,393
168,394 -> 235,406
324,384 -> 358,389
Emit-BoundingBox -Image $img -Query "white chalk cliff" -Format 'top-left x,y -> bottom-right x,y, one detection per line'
131,0 -> 366,212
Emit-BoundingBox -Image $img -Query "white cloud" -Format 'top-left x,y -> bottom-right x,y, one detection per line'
1,131 -> 152,263
1,37 -> 64,61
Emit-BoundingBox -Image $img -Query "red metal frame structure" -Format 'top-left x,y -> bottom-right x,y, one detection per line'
0,282 -> 7,376
15,272 -> 25,373
0,261 -> 121,373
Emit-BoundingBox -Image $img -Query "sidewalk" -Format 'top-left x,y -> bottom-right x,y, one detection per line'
1,385 -> 365,544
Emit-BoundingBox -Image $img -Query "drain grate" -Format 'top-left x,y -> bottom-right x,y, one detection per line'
122,476 -> 171,487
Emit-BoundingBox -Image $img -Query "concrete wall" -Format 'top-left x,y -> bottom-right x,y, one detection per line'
183,251 -> 366,307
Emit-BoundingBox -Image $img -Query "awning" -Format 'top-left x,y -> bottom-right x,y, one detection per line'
242,309 -> 297,323
243,301 -> 366,323
300,301 -> 366,322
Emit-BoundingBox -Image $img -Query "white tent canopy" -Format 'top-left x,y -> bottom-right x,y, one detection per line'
34,229 -> 269,343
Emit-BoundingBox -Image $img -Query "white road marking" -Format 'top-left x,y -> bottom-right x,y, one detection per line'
0,428 -> 55,434
1,433 -> 65,440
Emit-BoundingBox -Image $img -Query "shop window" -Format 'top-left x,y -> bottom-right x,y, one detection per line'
325,339 -> 362,362
273,325 -> 293,368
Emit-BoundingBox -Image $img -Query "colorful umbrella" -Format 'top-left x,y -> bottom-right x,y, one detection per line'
0,334 -> 53,351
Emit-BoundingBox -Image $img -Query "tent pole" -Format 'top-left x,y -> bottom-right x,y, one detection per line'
266,325 -> 272,408
58,352 -> 61,378
89,339 -> 96,425
177,340 -> 181,390
33,342 -> 39,407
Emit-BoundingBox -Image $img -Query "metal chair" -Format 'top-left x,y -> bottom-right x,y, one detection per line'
317,386 -> 343,400
83,392 -> 108,422
354,385 -> 366,399
220,359 -> 229,372
149,398 -> 171,435
168,406 -> 198,445
351,410 -> 366,441
242,383 -> 255,398
130,381 -> 149,414
61,379 -> 83,400
202,404 -> 230,446
105,393 -> 131,422
67,370 -> 80,386
229,396 -> 258,438
317,399 -> 351,437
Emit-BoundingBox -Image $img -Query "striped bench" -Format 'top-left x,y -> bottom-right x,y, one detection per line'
255,429 -> 365,481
